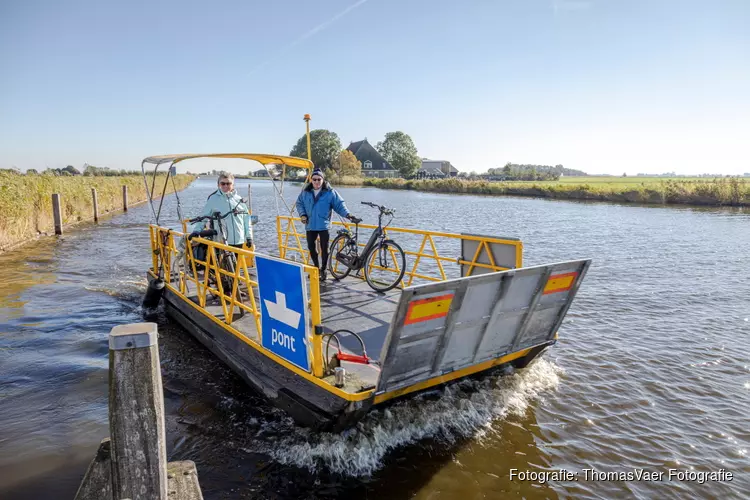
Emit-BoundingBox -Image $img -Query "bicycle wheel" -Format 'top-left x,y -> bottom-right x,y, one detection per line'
328,234 -> 356,280
364,240 -> 406,292
219,252 -> 237,295
219,252 -> 246,315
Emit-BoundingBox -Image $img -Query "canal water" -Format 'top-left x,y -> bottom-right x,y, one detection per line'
1,178 -> 748,498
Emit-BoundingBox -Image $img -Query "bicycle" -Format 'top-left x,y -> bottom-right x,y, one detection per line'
328,201 -> 407,292
188,206 -> 248,307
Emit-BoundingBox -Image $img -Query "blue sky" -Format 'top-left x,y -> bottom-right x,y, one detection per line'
1,0 -> 748,175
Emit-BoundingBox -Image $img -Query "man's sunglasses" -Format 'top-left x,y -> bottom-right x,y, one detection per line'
311,177 -> 323,182
220,181 -> 233,186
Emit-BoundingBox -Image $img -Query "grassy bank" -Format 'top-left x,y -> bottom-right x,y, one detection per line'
362,177 -> 750,207
0,172 -> 196,251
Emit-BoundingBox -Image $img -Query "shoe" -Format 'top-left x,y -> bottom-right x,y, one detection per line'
320,270 -> 327,281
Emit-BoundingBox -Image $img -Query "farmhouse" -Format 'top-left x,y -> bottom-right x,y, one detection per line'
346,139 -> 399,178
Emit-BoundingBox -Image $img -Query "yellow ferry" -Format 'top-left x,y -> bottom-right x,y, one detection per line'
141,128 -> 590,430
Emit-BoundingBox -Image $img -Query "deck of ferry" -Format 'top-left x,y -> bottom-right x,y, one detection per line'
181,269 -> 398,393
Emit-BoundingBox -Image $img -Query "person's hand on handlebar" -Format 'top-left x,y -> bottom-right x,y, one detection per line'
346,214 -> 362,224
188,229 -> 217,239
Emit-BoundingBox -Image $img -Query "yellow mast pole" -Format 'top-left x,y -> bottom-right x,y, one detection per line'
304,113 -> 312,162
304,113 -> 312,184
304,113 -> 324,378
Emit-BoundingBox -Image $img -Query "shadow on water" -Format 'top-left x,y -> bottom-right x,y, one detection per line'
0,239 -> 58,312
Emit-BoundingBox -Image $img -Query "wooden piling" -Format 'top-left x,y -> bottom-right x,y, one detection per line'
167,462 -> 204,500
75,323 -> 203,499
74,438 -> 112,500
52,193 -> 63,235
108,323 -> 167,500
122,185 -> 129,212
92,188 -> 99,222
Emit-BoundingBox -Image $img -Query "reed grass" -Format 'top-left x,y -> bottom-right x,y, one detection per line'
361,177 -> 750,207
0,172 -> 196,251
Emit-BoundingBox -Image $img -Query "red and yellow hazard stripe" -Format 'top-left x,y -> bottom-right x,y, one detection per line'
404,293 -> 454,325
543,272 -> 577,295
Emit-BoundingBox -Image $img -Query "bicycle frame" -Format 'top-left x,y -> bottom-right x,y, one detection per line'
209,211 -> 230,247
190,208 -> 246,300
357,226 -> 384,267
339,212 -> 388,271
192,197 -> 248,252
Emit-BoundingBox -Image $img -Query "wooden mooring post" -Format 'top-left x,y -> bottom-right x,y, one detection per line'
122,185 -> 129,212
52,193 -> 63,235
74,323 -> 203,500
109,323 -> 167,498
92,188 -> 99,222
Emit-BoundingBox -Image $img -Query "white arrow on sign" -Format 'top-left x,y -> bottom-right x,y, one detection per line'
264,291 -> 301,329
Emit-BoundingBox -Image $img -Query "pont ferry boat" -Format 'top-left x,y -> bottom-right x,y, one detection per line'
141,134 -> 590,431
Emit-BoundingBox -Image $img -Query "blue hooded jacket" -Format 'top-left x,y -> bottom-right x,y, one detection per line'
295,181 -> 350,231
191,189 -> 252,245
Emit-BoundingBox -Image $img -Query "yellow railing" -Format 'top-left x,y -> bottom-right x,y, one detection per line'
276,216 -> 523,287
148,224 -> 325,377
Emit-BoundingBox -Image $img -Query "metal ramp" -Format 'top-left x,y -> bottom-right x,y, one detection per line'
375,259 -> 591,393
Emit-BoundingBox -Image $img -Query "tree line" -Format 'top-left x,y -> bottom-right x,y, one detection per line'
478,163 -> 587,181
8,145 -> 586,182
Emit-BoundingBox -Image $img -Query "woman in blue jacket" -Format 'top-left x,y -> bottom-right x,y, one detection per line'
295,168 -> 356,280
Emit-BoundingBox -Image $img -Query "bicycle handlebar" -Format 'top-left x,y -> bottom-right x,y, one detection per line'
188,207 -> 248,224
360,201 -> 395,216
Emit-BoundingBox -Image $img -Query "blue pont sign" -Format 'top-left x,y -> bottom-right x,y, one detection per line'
255,255 -> 310,371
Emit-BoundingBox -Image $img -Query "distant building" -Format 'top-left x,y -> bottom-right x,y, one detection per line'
346,139 -> 399,178
417,159 -> 459,179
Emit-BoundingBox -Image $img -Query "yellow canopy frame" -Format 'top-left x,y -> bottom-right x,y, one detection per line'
142,153 -> 314,171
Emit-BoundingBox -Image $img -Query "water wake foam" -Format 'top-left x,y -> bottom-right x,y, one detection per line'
84,278 -> 147,301
265,358 -> 561,476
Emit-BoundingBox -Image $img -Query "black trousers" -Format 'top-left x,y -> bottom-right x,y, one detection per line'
306,230 -> 330,271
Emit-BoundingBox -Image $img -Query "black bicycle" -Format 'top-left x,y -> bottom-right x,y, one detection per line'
188,207 -> 247,304
328,201 -> 407,292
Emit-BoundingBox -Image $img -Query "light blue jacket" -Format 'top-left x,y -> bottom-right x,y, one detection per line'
295,181 -> 350,231
191,189 -> 251,245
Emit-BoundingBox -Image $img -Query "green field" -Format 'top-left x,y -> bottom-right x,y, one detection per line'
543,176 -> 718,186
362,176 -> 750,207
